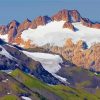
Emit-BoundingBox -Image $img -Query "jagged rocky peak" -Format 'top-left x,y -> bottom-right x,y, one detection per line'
6,20 -> 19,43
30,16 -> 52,29
0,9 -> 100,36
81,17 -> 100,29
0,25 -> 8,35
43,16 -> 52,23
0,20 -> 19,35
1,8 -> 100,47
8,27 -> 17,43
35,16 -> 51,25
63,22 -> 75,31
69,10 -> 81,22
18,18 -> 31,33
51,9 -> 69,21
25,18 -> 31,22
7,20 -> 20,29
35,16 -> 48,25
51,9 -> 100,29
51,9 -> 81,22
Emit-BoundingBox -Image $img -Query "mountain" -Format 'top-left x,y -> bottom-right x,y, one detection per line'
0,9 -> 100,71
0,9 -> 100,100
0,9 -> 100,48
0,42 -> 100,100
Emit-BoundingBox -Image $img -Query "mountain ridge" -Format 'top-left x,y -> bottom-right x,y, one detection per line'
0,9 -> 100,45
0,9 -> 100,72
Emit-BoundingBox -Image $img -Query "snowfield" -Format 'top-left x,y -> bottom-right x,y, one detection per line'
0,46 -> 14,60
0,34 -> 8,42
23,51 -> 67,83
21,96 -> 32,100
21,21 -> 100,47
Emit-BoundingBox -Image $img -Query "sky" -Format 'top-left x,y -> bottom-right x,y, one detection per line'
0,0 -> 100,25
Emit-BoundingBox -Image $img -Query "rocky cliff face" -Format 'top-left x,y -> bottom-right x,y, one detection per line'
52,9 -> 69,21
49,40 -> 100,72
30,16 -> 52,29
63,22 -> 75,31
18,19 -> 31,33
51,9 -> 81,22
81,18 -> 100,29
7,20 -> 19,43
0,26 -> 8,35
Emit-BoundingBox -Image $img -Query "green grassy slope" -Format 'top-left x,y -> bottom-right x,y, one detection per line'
10,69 -> 100,100
0,71 -> 45,100
0,95 -> 18,100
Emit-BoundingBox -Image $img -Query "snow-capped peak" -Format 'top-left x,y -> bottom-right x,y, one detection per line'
21,21 -> 100,47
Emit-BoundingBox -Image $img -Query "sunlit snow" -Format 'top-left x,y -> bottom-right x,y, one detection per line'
23,51 -> 67,83
21,21 -> 100,47
0,34 -> 8,42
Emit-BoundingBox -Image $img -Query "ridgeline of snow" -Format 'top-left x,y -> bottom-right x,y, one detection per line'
23,51 -> 67,83
0,46 -> 14,59
21,21 -> 100,47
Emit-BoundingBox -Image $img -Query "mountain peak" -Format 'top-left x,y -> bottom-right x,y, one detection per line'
0,9 -> 100,47
24,18 -> 31,23
7,20 -> 20,29
52,9 -> 81,22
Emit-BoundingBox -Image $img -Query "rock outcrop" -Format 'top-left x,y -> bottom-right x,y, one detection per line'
52,9 -> 81,22
30,16 -> 52,29
92,23 -> 100,29
18,19 -> 31,33
7,20 -> 19,43
52,9 -> 69,21
48,39 -> 100,72
81,18 -> 100,29
8,28 -> 17,43
0,26 -> 8,35
69,10 -> 81,22
7,20 -> 19,29
63,22 -> 75,31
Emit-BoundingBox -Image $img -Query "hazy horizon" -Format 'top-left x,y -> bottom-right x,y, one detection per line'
0,0 -> 100,25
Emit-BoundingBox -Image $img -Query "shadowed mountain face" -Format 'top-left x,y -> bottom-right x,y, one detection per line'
0,43 -> 62,85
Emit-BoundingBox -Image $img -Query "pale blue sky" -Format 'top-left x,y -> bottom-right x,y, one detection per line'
0,0 -> 100,24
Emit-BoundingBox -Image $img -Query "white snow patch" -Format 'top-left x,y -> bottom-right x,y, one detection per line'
1,70 -> 12,74
2,79 -> 8,83
52,73 -> 70,84
0,34 -> 8,42
7,92 -> 11,95
94,72 -> 98,75
23,51 -> 67,83
21,21 -> 100,47
21,96 -> 32,100
0,46 -> 14,59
